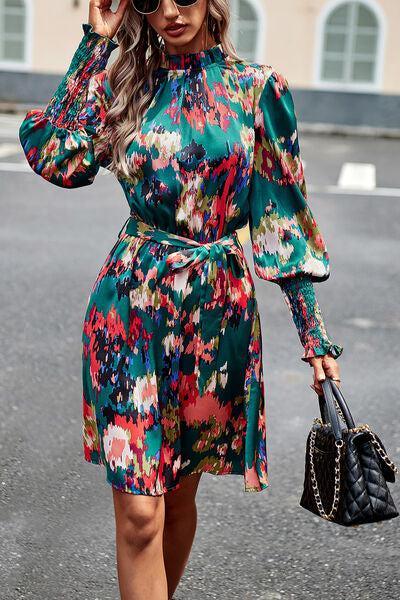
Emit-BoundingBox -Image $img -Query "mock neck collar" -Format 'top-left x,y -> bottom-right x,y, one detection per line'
160,42 -> 227,71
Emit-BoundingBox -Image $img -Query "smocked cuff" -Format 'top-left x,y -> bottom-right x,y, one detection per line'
279,274 -> 343,365
43,23 -> 118,129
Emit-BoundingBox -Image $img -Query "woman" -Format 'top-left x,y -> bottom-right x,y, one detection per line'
19,0 -> 343,598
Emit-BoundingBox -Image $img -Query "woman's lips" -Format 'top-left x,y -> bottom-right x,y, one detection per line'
164,24 -> 187,37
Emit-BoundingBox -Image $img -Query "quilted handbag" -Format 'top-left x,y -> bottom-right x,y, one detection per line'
300,377 -> 399,526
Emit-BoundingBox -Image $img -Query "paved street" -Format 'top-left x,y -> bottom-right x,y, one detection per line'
1,113 -> 399,599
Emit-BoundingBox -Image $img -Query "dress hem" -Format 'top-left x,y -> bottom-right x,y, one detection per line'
83,454 -> 270,496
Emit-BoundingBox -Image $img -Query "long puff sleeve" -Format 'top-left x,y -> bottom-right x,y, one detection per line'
19,23 -> 118,188
249,68 -> 343,362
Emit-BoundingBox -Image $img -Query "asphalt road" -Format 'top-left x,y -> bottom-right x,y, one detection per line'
1,116 -> 400,599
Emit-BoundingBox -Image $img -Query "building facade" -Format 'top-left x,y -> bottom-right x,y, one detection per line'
0,0 -> 399,127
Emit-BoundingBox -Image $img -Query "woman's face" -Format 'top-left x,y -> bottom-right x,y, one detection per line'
143,0 -> 210,53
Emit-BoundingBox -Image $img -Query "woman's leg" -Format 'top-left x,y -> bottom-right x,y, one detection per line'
112,487 -> 168,600
163,473 -> 202,600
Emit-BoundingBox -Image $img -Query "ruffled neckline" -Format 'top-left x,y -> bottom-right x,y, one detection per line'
159,42 -> 227,71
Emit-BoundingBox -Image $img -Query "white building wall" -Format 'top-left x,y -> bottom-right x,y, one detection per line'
3,0 -> 400,93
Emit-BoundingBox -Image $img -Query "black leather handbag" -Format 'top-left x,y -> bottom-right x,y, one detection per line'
300,377 -> 399,526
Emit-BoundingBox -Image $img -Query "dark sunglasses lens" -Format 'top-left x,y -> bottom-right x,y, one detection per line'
132,0 -> 159,14
174,0 -> 198,5
133,0 -> 197,13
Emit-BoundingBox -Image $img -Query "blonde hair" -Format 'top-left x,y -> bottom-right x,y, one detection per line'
103,0 -> 239,180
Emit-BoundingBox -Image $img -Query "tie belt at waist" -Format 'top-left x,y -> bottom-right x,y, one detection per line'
117,212 -> 249,395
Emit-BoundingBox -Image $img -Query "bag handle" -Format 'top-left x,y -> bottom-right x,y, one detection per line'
318,378 -> 357,440
318,378 -> 344,441
329,379 -> 356,429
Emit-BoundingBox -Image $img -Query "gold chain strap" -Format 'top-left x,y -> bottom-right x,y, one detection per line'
309,429 -> 344,521
333,398 -> 346,423
323,394 -> 398,474
357,423 -> 399,474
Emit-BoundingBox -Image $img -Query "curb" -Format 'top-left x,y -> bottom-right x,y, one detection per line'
1,104 -> 400,139
298,120 -> 400,139
0,102 -> 41,114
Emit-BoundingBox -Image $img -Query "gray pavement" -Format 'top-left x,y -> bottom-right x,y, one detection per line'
1,114 -> 399,599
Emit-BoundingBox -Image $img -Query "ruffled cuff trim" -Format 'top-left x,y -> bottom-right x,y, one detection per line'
301,341 -> 343,363
81,22 -> 119,51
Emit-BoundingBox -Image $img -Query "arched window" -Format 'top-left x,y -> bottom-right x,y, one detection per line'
0,0 -> 28,66
319,1 -> 381,86
229,0 -> 261,62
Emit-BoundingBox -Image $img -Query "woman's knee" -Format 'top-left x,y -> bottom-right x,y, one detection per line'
113,489 -> 165,551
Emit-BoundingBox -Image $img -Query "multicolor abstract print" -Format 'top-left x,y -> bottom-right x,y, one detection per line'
19,23 -> 342,495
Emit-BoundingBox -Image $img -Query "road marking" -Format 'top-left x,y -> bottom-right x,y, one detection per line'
237,225 -> 250,245
0,119 -> 23,138
0,143 -> 20,158
0,161 -> 30,172
346,317 -> 375,329
308,184 -> 400,197
0,133 -> 19,140
338,162 -> 376,190
1,162 -> 400,198
345,317 -> 400,330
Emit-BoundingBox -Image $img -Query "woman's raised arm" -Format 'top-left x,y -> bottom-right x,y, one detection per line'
19,21 -> 120,188
19,1 -> 130,188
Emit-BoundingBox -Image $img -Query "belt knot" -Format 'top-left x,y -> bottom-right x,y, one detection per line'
119,213 -> 248,395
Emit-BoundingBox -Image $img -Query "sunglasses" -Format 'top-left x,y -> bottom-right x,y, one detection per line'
132,0 -> 199,15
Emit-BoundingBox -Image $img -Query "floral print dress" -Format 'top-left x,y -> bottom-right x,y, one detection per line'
19,24 -> 343,496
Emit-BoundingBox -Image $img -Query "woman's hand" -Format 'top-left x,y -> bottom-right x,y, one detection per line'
89,0 -> 130,39
308,353 -> 341,396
